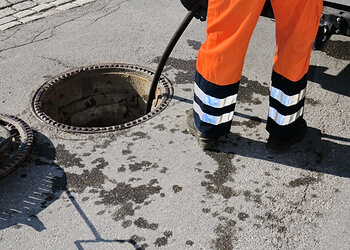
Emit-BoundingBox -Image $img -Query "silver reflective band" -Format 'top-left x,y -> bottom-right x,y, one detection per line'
268,107 -> 304,126
194,82 -> 237,108
270,86 -> 306,106
194,102 -> 234,125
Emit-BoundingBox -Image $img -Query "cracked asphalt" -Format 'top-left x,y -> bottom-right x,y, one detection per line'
0,0 -> 349,249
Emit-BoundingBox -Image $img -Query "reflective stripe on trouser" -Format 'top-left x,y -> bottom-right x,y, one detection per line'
266,71 -> 307,137
193,71 -> 239,137
196,0 -> 323,86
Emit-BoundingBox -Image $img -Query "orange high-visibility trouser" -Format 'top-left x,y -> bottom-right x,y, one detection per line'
196,0 -> 323,86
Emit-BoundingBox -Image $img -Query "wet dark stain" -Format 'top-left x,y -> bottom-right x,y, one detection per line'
288,176 -> 319,187
153,124 -> 166,131
203,208 -> 211,213
112,202 -> 135,221
131,131 -> 151,140
118,166 -> 126,172
154,231 -> 173,247
122,220 -> 132,228
153,56 -> 196,84
212,211 -> 220,218
187,39 -> 202,50
13,224 -> 22,229
182,88 -> 192,92
232,116 -> 262,128
56,144 -> 85,168
122,149 -> 132,155
243,190 -> 262,204
159,167 -> 168,173
255,212 -> 287,238
91,157 -> 108,169
170,128 -> 179,133
237,76 -> 269,104
305,97 -> 321,106
131,235 -> 147,248
238,212 -> 249,221
20,174 -> 27,178
96,180 -> 161,221
92,137 -> 116,150
97,179 -> 161,206
134,217 -> 158,230
224,207 -> 235,214
323,40 -> 350,60
186,240 -> 194,246
97,210 -> 105,215
66,167 -> 107,193
154,237 -> 167,247
212,219 -> 237,249
202,152 -> 237,199
172,185 -> 183,193
277,226 -> 287,233
129,161 -> 159,172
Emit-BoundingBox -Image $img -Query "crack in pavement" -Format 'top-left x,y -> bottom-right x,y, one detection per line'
38,55 -> 71,68
0,0 -> 128,53
86,0 -> 131,27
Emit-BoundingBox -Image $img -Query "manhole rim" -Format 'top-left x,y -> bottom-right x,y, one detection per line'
0,114 -> 34,179
31,63 -> 174,134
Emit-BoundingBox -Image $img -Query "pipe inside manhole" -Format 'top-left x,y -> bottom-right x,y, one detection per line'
32,64 -> 173,133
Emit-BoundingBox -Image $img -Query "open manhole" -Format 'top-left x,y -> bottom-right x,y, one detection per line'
0,114 -> 34,179
32,64 -> 173,133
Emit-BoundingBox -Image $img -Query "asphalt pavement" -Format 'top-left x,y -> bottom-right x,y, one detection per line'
0,0 -> 349,249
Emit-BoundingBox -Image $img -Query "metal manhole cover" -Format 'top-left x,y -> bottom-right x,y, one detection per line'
31,64 -> 173,133
0,114 -> 34,179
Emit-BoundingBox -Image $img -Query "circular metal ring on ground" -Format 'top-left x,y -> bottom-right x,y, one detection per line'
31,64 -> 174,133
0,114 -> 34,179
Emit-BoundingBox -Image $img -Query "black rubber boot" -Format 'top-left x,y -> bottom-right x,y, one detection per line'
186,110 -> 219,150
266,118 -> 308,153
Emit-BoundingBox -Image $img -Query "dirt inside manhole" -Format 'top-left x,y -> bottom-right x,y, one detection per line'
32,64 -> 173,133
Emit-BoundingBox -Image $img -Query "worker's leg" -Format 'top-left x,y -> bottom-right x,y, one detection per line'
194,0 -> 266,137
267,0 -> 323,139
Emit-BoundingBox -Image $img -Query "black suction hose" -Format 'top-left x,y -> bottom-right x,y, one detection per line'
145,4 -> 202,114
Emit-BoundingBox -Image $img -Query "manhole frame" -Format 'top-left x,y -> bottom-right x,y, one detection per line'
0,114 -> 34,179
31,63 -> 174,134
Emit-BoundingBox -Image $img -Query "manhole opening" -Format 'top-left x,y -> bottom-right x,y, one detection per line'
32,64 -> 173,133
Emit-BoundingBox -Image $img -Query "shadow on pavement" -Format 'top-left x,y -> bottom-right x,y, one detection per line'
68,189 -> 143,250
214,127 -> 350,178
0,131 -> 66,231
309,64 -> 350,97
0,131 -> 144,249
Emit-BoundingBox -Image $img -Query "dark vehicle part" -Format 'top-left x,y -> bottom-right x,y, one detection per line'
314,2 -> 350,50
0,114 -> 34,179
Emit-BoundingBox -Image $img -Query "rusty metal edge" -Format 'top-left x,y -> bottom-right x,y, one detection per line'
31,63 -> 174,134
0,114 -> 34,179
